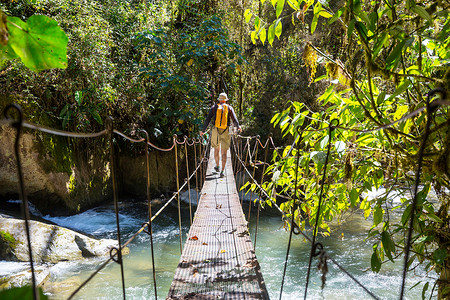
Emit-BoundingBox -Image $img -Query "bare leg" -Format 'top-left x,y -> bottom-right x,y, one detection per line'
214,147 -> 220,167
221,148 -> 227,172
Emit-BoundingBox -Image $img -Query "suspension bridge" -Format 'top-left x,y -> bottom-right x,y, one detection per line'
0,89 -> 448,300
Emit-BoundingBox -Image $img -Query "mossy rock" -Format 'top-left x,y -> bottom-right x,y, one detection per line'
0,230 -> 18,261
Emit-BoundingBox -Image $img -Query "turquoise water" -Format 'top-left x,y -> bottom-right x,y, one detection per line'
1,198 -> 436,299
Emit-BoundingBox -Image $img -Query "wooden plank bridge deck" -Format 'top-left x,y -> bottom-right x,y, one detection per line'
168,148 -> 269,300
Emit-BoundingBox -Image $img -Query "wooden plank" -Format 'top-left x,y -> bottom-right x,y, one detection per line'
168,148 -> 269,300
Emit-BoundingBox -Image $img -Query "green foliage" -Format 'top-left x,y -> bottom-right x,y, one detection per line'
0,286 -> 48,300
134,14 -> 245,140
244,0 -> 450,297
0,13 -> 68,72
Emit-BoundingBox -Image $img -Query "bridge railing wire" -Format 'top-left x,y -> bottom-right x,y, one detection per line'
1,104 -> 209,300
232,89 -> 448,300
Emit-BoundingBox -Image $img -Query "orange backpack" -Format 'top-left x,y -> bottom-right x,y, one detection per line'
215,104 -> 228,130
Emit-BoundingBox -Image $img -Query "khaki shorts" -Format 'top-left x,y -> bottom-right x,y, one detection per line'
211,127 -> 231,150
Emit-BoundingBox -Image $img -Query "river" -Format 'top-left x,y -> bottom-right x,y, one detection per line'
0,193 -> 435,299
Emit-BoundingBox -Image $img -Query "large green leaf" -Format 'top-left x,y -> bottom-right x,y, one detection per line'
4,15 -> 68,72
0,286 -> 48,300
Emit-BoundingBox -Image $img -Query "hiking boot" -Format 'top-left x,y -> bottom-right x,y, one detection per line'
220,171 -> 224,178
214,166 -> 220,172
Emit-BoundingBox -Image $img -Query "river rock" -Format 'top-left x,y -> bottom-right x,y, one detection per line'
0,264 -> 50,290
0,214 -> 128,263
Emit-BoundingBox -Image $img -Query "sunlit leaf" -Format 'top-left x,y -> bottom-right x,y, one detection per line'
287,0 -> 299,10
268,23 -> 275,45
311,14 -> 319,34
335,141 -> 345,154
328,6 -> 344,24
320,135 -> 329,149
271,0 -> 278,7
393,105 -> 408,120
244,9 -> 252,23
276,0 -> 285,18
254,16 -> 261,31
319,10 -> 332,18
5,15 -> 68,72
251,30 -> 257,44
260,27 -> 266,45
373,206 -> 383,226
275,19 -> 282,39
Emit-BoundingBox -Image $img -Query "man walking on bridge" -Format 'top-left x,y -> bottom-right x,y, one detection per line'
200,92 -> 242,177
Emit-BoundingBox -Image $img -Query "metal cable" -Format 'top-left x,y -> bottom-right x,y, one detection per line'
399,91 -> 440,299
174,135 -> 183,253
253,136 -> 270,248
141,129 -> 158,299
3,104 -> 39,300
279,129 -> 303,300
247,138 -> 259,222
185,140 -> 193,225
304,119 -> 337,300
240,139 -> 251,205
107,118 -> 127,300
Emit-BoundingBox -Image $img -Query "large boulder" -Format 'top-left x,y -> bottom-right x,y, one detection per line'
0,214 -> 127,263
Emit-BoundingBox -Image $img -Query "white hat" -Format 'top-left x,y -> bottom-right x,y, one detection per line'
218,92 -> 228,101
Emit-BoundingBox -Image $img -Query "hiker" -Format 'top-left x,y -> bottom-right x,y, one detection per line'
199,92 -> 242,177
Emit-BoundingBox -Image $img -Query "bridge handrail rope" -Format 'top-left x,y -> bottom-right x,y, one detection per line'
1,104 -> 209,300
